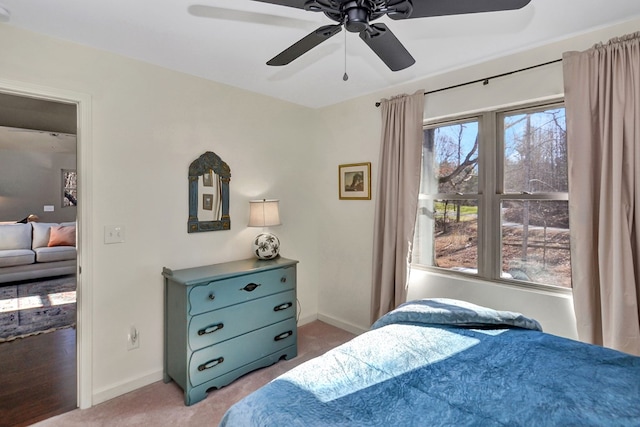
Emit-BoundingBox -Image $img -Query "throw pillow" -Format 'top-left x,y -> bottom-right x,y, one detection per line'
48,225 -> 76,247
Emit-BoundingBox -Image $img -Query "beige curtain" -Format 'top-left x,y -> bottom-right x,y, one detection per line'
370,90 -> 425,324
563,32 -> 640,356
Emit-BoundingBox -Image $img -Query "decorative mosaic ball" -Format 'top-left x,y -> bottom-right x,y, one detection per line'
252,232 -> 280,260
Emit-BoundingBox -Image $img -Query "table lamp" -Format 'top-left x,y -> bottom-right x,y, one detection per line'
248,199 -> 281,260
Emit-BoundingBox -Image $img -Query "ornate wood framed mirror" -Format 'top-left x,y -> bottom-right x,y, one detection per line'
188,151 -> 230,233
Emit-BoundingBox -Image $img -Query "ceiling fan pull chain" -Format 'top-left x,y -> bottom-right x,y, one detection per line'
343,30 -> 349,81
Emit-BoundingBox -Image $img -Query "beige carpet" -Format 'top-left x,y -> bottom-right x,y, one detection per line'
33,320 -> 356,427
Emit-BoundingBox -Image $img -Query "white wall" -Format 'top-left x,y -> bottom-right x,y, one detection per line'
315,17 -> 640,338
0,24 -> 322,405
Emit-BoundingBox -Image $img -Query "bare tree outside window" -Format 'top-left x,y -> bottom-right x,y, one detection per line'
414,120 -> 479,273
413,103 -> 572,289
501,107 -> 570,287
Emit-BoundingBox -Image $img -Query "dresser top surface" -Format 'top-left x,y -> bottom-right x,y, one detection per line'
162,257 -> 298,286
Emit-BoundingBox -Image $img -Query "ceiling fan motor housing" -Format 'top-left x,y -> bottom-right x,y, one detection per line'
343,1 -> 370,32
306,0 -> 391,31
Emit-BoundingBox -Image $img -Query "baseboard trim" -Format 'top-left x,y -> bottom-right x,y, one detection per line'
92,369 -> 163,405
317,314 -> 368,335
297,313 -> 317,326
92,315 -> 364,406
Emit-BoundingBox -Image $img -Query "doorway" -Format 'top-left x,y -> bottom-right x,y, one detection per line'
0,82 -> 93,417
0,92 -> 76,425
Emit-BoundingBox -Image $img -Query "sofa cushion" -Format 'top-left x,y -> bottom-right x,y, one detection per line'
34,246 -> 77,263
0,259 -> 76,284
48,225 -> 76,247
0,224 -> 32,251
0,249 -> 35,267
32,222 -> 76,249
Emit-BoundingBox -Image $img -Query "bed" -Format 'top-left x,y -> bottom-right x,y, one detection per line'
219,298 -> 640,426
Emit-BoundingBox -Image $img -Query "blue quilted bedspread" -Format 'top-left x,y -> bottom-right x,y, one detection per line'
219,298 -> 640,426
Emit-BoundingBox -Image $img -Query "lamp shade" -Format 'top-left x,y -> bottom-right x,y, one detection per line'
248,199 -> 281,227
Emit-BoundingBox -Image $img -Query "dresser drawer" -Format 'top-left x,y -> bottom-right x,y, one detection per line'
188,290 -> 296,351
189,266 -> 295,316
189,318 -> 297,387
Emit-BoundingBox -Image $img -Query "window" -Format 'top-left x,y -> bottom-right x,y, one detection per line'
413,102 -> 571,289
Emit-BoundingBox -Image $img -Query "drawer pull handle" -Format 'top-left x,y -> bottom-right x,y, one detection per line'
198,323 -> 224,335
208,293 -> 215,301
274,302 -> 293,312
241,283 -> 261,292
198,357 -> 224,371
274,330 -> 293,341
280,276 -> 287,283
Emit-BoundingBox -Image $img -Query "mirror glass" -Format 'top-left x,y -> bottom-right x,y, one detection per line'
198,170 -> 222,221
188,151 -> 230,233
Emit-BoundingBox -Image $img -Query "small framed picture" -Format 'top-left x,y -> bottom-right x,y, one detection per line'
202,194 -> 213,210
339,162 -> 371,200
203,169 -> 213,187
61,169 -> 77,207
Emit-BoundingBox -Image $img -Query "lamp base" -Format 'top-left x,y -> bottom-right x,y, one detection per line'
252,232 -> 280,260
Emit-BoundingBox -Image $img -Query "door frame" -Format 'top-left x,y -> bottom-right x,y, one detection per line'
0,77 -> 94,409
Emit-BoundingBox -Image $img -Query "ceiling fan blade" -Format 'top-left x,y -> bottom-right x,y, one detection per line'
267,24 -> 342,66
249,0 -> 308,10
359,23 -> 415,71
391,0 -> 532,19
188,5 -> 314,28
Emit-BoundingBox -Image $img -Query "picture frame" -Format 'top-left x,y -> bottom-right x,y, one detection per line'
339,162 -> 371,200
203,169 -> 213,187
61,169 -> 77,207
202,194 -> 213,210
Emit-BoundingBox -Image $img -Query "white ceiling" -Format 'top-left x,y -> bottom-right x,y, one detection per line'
1,0 -> 639,108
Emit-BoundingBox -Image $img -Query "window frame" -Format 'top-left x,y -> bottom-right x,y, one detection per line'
413,98 -> 571,293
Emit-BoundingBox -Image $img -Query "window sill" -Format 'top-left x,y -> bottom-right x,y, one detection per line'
409,264 -> 573,297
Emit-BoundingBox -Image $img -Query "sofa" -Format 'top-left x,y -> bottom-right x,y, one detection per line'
0,222 -> 76,284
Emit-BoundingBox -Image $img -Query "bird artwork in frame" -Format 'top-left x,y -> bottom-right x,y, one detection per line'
339,162 -> 371,200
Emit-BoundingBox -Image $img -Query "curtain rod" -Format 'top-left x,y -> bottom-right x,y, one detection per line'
375,58 -> 563,107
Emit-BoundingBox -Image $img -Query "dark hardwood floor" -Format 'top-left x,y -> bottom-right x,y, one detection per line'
0,328 -> 77,427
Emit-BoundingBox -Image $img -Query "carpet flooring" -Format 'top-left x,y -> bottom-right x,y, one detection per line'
0,275 -> 76,342
33,320 -> 356,427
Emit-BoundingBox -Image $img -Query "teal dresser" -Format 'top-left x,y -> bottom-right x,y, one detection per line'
162,257 -> 298,406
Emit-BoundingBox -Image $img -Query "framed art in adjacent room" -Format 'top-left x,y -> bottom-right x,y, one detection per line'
339,162 -> 371,200
202,194 -> 213,210
62,169 -> 77,207
203,169 -> 213,187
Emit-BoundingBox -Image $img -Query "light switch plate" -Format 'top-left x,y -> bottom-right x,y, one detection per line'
104,225 -> 125,244
44,205 -> 54,212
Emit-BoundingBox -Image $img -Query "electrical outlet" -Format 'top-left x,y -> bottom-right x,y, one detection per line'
127,325 -> 140,350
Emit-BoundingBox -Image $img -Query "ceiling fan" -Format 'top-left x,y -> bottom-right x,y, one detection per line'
250,0 -> 532,71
